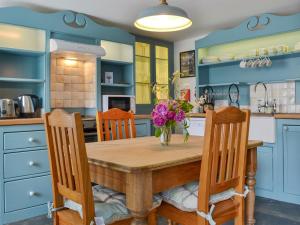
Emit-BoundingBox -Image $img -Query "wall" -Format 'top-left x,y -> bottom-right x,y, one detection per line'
173,34 -> 206,106
50,55 -> 96,108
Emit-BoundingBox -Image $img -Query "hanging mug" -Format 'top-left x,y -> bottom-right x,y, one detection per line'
239,59 -> 247,68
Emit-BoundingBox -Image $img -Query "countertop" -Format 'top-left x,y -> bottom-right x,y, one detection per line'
0,118 -> 44,126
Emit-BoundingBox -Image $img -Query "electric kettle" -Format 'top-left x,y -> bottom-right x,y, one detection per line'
17,94 -> 40,118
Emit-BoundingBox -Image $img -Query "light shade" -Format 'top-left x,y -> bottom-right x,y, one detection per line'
134,1 -> 192,32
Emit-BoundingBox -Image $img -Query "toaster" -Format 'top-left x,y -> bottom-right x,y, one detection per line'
0,99 -> 17,118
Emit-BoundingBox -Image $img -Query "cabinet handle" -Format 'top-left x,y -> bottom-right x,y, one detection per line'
28,161 -> 36,167
284,126 -> 289,131
28,191 -> 37,197
28,137 -> 35,143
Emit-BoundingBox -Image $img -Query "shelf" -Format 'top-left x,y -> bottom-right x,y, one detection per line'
0,47 -> 45,56
101,59 -> 133,65
199,82 -> 248,87
101,83 -> 132,87
0,77 -> 45,83
136,54 -> 150,59
198,51 -> 300,67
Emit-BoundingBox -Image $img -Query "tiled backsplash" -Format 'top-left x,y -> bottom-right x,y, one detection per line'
51,56 -> 96,108
250,81 -> 297,113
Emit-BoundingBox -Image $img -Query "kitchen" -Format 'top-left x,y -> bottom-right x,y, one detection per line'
0,1 -> 300,225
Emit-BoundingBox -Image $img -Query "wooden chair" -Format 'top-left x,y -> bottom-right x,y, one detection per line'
44,109 -> 132,225
96,108 -> 136,142
157,107 -> 251,225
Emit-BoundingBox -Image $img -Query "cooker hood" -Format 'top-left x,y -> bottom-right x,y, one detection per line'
50,39 -> 106,59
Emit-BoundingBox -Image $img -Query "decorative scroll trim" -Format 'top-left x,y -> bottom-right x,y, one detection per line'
247,16 -> 271,31
63,11 -> 87,28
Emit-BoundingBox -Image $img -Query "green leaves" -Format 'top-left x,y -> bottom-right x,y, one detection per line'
155,128 -> 162,137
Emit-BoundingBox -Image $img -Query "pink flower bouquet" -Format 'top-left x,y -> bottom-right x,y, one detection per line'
152,100 -> 193,144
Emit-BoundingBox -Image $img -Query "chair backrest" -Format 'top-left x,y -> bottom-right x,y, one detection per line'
198,107 -> 250,211
96,108 -> 136,142
44,109 -> 95,224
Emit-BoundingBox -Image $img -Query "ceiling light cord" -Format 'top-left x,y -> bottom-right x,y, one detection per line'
160,0 -> 168,5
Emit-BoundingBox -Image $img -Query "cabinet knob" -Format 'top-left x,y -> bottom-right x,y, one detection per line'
28,137 -> 35,143
28,161 -> 36,167
28,191 -> 36,197
284,126 -> 289,131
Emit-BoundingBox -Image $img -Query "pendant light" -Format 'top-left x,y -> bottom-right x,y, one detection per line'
134,0 -> 192,32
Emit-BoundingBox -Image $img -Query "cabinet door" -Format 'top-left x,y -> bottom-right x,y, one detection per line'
283,125 -> 300,196
256,146 -> 273,192
101,40 -> 133,63
0,23 -> 45,52
155,45 -> 169,100
135,119 -> 151,137
135,42 -> 151,104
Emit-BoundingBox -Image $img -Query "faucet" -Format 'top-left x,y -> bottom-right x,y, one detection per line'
254,82 -> 269,113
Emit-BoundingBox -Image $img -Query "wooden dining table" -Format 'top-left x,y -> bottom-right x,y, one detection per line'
86,135 -> 263,225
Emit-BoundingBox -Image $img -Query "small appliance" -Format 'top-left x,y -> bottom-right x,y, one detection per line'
0,99 -> 17,118
17,94 -> 40,118
102,95 -> 136,113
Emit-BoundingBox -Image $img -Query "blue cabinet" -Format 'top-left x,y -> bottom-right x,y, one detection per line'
283,125 -> 300,197
135,119 -> 151,137
0,124 -> 51,225
256,144 -> 274,194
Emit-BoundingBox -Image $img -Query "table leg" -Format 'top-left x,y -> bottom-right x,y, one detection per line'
246,147 -> 257,225
126,171 -> 153,225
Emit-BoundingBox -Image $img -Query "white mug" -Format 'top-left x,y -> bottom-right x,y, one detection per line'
240,59 -> 247,68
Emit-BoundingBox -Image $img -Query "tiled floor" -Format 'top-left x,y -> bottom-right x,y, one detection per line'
8,197 -> 300,225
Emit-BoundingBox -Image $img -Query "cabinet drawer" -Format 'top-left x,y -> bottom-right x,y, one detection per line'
4,150 -> 49,178
4,175 -> 52,212
4,130 -> 46,150
136,123 -> 150,137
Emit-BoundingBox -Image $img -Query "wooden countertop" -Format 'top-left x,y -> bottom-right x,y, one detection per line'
134,114 -> 152,119
0,118 -> 43,126
274,113 -> 300,119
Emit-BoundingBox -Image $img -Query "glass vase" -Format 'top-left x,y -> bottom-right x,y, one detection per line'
160,127 -> 172,146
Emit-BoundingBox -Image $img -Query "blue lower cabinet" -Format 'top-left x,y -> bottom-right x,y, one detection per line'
0,124 -> 51,225
135,119 -> 151,137
4,175 -> 52,213
256,145 -> 274,193
283,125 -> 300,197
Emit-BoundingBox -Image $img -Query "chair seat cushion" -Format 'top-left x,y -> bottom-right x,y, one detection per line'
65,185 -> 162,224
161,181 -> 236,212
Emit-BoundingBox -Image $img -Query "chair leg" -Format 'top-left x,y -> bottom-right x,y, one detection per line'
53,213 -> 59,225
197,216 -> 209,225
234,198 -> 245,225
148,209 -> 157,225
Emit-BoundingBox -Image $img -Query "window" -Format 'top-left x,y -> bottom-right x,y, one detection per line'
135,42 -> 151,104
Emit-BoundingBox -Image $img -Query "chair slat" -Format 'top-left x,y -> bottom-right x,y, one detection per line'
51,126 -> 63,184
211,124 -> 222,185
111,120 -> 117,140
218,124 -> 230,183
117,120 -> 123,139
104,120 -> 110,141
67,127 -> 80,191
226,123 -> 237,180
61,127 -> 75,190
55,127 -> 67,186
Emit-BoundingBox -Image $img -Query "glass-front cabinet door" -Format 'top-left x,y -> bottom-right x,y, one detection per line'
135,42 -> 151,104
135,38 -> 173,114
155,45 -> 169,101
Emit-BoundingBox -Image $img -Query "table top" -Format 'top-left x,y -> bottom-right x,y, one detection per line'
86,135 -> 263,173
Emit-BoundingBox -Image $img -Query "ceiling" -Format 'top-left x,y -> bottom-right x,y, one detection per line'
1,0 -> 300,42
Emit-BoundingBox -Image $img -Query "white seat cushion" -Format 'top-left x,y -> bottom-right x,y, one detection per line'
161,181 -> 236,212
65,185 -> 162,224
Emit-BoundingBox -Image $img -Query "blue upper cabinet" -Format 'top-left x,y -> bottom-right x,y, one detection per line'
0,7 -> 134,44
196,13 -> 300,48
0,7 -> 135,113
195,12 -> 300,103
